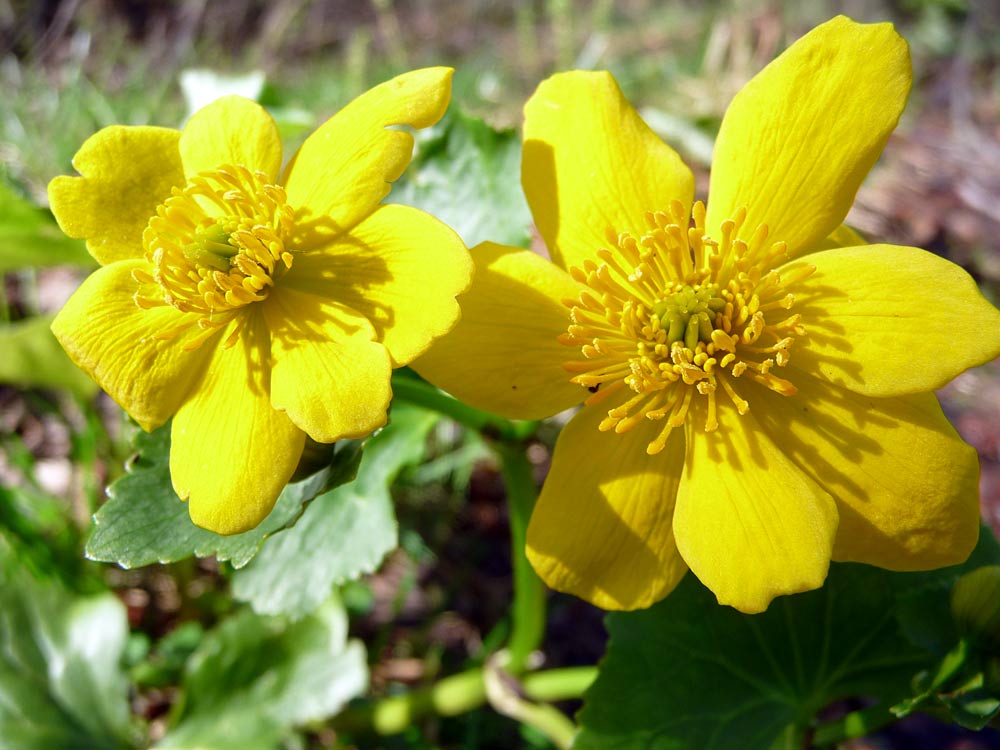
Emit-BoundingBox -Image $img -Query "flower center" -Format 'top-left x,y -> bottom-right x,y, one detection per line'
132,164 -> 295,350
561,200 -> 814,455
652,284 -> 727,350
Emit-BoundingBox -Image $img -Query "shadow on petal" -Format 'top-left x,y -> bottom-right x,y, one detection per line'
281,231 -> 395,338
752,375 -> 980,570
527,405 -> 689,611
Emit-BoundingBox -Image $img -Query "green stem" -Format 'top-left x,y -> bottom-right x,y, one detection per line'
811,704 -> 899,747
393,374 -> 546,671
389,373 -> 555,733
522,666 -> 598,702
498,441 -> 546,673
391,374 -> 538,442
483,657 -> 577,749
515,702 -> 577,749
334,666 -> 598,737
336,668 -> 486,735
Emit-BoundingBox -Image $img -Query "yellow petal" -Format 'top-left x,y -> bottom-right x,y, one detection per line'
752,375 -> 980,570
180,95 -> 283,181
522,70 -> 694,272
674,400 -> 838,614
706,16 -> 911,258
788,244 -> 1000,396
48,126 -> 184,265
283,68 -> 453,248
527,404 -> 689,610
51,260 -> 215,431
171,313 -> 304,535
264,287 -> 392,442
412,242 -> 587,420
282,203 -> 471,367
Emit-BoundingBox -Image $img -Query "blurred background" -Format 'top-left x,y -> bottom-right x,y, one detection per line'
2,1 -> 1000,748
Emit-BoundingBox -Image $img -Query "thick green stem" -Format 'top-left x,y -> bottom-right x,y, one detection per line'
522,666 -> 598,702
484,655 -> 578,749
335,668 -> 486,735
513,702 -> 577,749
387,373 -> 558,738
333,666 -> 598,737
498,441 -> 546,674
391,374 -> 538,442
393,373 -> 545,670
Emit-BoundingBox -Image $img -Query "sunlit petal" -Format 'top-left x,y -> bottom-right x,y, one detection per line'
706,16 -> 911,258
753,375 -> 981,570
171,313 -> 304,535
180,95 -> 283,181
283,67 -> 453,247
264,287 -> 392,442
412,242 -> 586,420
281,203 -> 470,367
527,404 -> 689,611
48,126 -> 184,265
51,260 -> 215,431
675,400 -> 838,614
787,244 -> 1000,396
522,70 -> 694,272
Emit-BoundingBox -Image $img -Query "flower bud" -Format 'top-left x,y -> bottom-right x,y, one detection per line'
951,565 -> 1000,654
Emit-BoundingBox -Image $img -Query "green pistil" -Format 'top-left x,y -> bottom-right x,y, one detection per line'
654,285 -> 726,350
184,223 -> 236,271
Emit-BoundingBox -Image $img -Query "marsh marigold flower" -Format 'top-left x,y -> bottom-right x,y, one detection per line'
415,18 -> 1000,613
50,68 -> 471,534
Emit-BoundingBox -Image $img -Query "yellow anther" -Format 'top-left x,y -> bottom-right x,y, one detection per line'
561,204 -> 806,447
135,164 -> 295,349
711,329 -> 737,352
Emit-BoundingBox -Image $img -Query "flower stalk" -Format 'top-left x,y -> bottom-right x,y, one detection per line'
393,371 -> 547,672
389,372 -> 555,732
498,440 -> 547,673
333,665 -> 596,736
391,373 -> 539,442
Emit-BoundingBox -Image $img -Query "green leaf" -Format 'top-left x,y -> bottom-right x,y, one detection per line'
156,597 -> 367,749
231,402 -> 440,619
576,563 -> 933,750
0,535 -> 140,750
942,684 -> 1000,730
85,424 -> 363,569
0,180 -> 93,272
891,639 -> 970,718
0,315 -> 98,397
392,109 -> 533,249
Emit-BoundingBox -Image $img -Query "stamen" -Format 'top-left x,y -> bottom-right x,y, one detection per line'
561,202 -> 809,449
134,164 -> 295,349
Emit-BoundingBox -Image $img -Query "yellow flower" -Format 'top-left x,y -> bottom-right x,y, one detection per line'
415,18 -> 1000,613
50,68 -> 472,535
